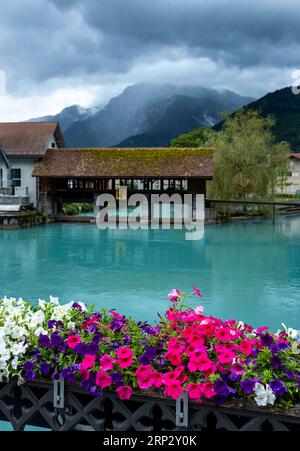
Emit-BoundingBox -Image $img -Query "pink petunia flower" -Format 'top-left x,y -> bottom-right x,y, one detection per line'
239,340 -> 254,356
194,305 -> 204,315
186,383 -> 202,400
215,327 -> 233,342
201,382 -> 216,399
151,371 -> 163,388
95,370 -> 112,389
168,289 -> 181,302
116,347 -> 133,369
217,350 -> 236,364
100,354 -> 116,371
135,365 -> 154,389
165,380 -> 183,399
81,354 -> 96,370
193,286 -> 202,298
66,335 -> 81,349
116,386 -> 133,400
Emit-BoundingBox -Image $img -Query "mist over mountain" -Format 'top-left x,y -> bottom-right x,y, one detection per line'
28,83 -> 253,147
28,105 -> 100,133
214,86 -> 300,151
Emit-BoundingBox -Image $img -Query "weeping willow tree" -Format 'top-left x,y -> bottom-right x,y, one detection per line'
207,110 -> 290,205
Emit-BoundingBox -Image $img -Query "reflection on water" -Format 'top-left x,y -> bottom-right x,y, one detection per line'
0,215 -> 299,330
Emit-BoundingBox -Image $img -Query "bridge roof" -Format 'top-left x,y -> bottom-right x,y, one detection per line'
33,147 -> 213,178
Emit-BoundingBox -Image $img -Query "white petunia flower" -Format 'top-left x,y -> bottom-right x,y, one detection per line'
49,296 -> 59,305
254,383 -> 276,407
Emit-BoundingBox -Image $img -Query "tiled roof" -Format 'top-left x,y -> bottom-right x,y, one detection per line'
33,147 -> 214,178
290,153 -> 300,160
0,122 -> 65,157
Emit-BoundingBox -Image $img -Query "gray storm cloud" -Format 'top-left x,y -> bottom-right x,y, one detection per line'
0,0 -> 299,119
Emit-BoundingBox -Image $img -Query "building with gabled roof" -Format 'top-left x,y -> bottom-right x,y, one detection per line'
0,122 -> 65,205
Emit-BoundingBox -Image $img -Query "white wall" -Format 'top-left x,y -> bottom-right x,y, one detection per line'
0,164 -> 9,188
47,133 -> 58,149
0,157 -> 37,205
286,159 -> 300,194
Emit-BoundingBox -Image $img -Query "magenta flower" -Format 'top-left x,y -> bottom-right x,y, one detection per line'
192,286 -> 202,297
95,370 -> 112,389
116,347 -> 133,369
186,383 -> 202,400
116,386 -> 133,400
168,289 -> 181,302
81,354 -> 96,370
100,354 -> 116,371
217,350 -> 236,364
165,380 -> 183,399
67,335 -> 81,349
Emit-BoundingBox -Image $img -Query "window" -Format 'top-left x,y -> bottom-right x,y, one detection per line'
11,169 -> 21,187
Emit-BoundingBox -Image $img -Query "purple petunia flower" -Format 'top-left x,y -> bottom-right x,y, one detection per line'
74,343 -> 88,355
270,356 -> 282,369
38,334 -> 51,348
269,380 -> 287,396
48,320 -> 57,329
250,348 -> 259,358
123,334 -> 131,345
72,302 -> 83,311
52,371 -> 60,380
28,349 -> 41,359
111,372 -> 124,387
89,371 -> 96,384
50,332 -> 64,348
23,361 -> 34,371
260,334 -> 274,347
228,372 -> 242,382
110,342 -> 120,350
40,362 -> 51,376
61,367 -> 70,379
138,347 -> 158,365
81,380 -> 90,391
156,357 -> 166,366
284,370 -> 294,381
25,369 -> 36,381
270,342 -> 290,354
240,378 -> 258,394
92,333 -> 102,344
214,379 -> 230,397
111,319 -> 124,332
86,342 -> 99,355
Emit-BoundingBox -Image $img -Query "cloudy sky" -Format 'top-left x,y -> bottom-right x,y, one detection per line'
0,0 -> 299,121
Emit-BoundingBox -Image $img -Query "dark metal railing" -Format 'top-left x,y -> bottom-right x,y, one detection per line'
0,380 -> 299,431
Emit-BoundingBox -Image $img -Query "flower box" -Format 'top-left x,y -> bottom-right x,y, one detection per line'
0,379 -> 299,431
1,288 -> 299,432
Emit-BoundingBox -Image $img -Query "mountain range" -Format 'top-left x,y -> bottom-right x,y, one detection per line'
28,83 -> 253,147
222,86 -> 300,150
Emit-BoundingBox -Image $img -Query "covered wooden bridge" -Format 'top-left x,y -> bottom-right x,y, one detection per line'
32,147 -> 213,216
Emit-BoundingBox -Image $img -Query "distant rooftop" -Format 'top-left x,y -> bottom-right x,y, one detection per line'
290,153 -> 300,160
33,147 -> 213,178
0,122 -> 65,157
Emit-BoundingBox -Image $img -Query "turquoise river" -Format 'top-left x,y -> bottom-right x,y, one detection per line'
1,214 -> 300,330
